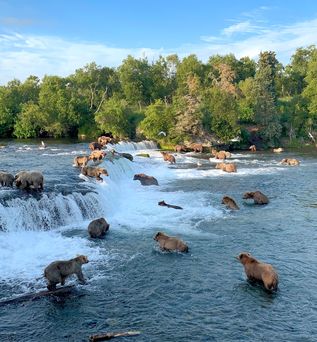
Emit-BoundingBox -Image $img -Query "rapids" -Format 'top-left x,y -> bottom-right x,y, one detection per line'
0,140 -> 316,341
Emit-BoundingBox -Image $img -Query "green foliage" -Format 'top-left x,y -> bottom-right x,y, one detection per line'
14,102 -> 45,138
139,100 -> 173,140
206,88 -> 240,142
95,97 -> 129,138
0,47 -> 317,146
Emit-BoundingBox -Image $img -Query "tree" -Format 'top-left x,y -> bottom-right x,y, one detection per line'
95,97 -> 129,138
139,99 -> 173,140
253,51 -> 281,145
14,102 -> 46,138
171,74 -> 204,141
39,76 -> 79,137
118,56 -> 152,107
205,87 -> 240,142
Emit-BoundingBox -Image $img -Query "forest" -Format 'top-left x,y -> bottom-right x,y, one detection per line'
0,46 -> 317,148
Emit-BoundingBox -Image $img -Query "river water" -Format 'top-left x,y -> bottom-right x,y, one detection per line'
0,140 -> 316,342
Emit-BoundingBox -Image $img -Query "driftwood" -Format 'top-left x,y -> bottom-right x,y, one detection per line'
0,285 -> 75,306
89,331 -> 141,341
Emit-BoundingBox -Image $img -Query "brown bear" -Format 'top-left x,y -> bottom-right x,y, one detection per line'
44,255 -> 89,291
243,191 -> 269,205
15,171 -> 44,190
280,158 -> 300,166
133,173 -> 158,186
154,232 -> 188,253
215,163 -> 237,173
221,196 -> 239,210
161,151 -> 176,164
89,150 -> 106,162
97,136 -> 113,146
273,147 -> 284,153
236,252 -> 279,291
158,200 -> 183,210
0,172 -> 14,187
190,143 -> 203,153
88,218 -> 110,238
89,142 -> 103,151
74,155 -> 89,167
249,145 -> 256,152
174,144 -> 187,153
81,166 -> 108,181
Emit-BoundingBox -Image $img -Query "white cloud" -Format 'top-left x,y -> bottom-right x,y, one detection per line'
222,21 -> 257,36
2,16 -> 317,84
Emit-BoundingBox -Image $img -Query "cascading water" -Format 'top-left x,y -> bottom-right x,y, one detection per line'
0,140 -> 158,233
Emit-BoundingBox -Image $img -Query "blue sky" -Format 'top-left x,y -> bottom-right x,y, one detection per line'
1,0 -> 317,84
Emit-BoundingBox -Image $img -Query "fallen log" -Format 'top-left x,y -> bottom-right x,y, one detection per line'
0,285 -> 75,306
89,331 -> 141,341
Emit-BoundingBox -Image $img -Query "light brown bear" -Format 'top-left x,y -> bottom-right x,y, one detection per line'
74,155 -> 89,167
0,172 -> 14,187
190,143 -> 203,153
174,145 -> 187,153
280,158 -> 300,166
236,252 -> 279,291
249,145 -> 256,152
81,166 -> 108,181
215,162 -> 237,173
154,232 -> 188,253
221,196 -> 239,210
15,171 -> 44,190
133,173 -> 158,186
44,255 -> 89,291
97,136 -> 112,146
161,151 -> 176,164
273,147 -> 284,153
89,150 -> 106,162
243,191 -> 269,205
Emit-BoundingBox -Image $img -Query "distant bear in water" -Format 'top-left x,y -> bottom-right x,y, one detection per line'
190,143 -> 203,153
154,232 -> 188,253
158,200 -> 183,210
89,142 -> 103,151
44,255 -> 89,291
161,151 -> 176,164
81,166 -> 108,181
236,252 -> 279,292
74,155 -> 89,167
221,196 -> 239,210
280,158 -> 300,166
88,218 -> 110,238
249,145 -> 256,152
133,173 -> 158,186
15,171 -> 44,190
215,162 -> 237,173
243,191 -> 269,205
273,147 -> 284,153
0,172 -> 14,187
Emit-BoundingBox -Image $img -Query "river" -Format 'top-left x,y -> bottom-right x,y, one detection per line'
0,140 -> 316,341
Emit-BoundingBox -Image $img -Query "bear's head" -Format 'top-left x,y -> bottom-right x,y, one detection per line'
154,232 -> 167,241
243,192 -> 255,199
75,255 -> 89,264
97,168 -> 108,177
158,200 -> 166,206
236,252 -> 256,265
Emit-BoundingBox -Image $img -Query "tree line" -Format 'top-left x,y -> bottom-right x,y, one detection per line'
1,46 -> 317,148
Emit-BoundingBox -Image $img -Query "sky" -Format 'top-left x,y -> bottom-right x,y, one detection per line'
1,0 -> 317,84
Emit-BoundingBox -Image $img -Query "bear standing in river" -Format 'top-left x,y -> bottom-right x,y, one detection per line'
237,252 -> 279,291
44,255 -> 89,291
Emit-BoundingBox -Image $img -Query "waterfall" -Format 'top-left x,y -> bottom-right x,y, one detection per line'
0,141 -> 157,232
